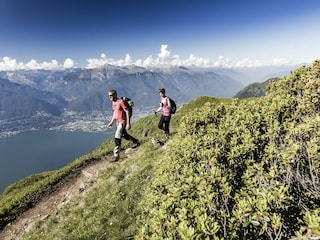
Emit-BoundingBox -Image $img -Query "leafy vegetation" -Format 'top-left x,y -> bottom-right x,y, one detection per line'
136,60 -> 320,239
1,60 -> 320,239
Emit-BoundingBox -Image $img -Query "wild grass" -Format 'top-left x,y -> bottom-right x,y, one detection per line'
1,95 -> 217,238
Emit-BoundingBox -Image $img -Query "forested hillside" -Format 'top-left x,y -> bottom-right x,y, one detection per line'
1,60 -> 320,239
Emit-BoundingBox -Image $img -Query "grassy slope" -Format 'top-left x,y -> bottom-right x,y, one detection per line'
0,96 -> 221,239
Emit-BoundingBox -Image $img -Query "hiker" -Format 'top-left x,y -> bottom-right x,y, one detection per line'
154,88 -> 172,139
107,89 -> 140,162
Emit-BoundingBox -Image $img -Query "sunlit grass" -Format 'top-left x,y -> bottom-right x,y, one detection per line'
21,121 -> 168,239
1,95 -> 193,237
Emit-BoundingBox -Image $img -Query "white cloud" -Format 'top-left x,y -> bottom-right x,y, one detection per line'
0,57 -> 20,71
142,56 -> 155,66
125,54 -> 132,65
158,44 -> 171,60
213,56 -> 232,67
0,44 -> 301,71
25,59 -> 61,70
85,45 -> 214,69
270,58 -> 290,66
84,45 -> 298,70
0,56 -> 71,71
63,58 -> 74,68
86,53 -> 108,68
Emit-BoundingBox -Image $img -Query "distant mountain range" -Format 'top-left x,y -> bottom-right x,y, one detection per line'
0,64 -> 296,136
0,78 -> 66,117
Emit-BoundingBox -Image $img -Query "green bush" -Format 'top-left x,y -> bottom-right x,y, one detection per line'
136,60 -> 320,239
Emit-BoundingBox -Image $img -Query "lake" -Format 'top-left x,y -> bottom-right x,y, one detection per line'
0,130 -> 112,194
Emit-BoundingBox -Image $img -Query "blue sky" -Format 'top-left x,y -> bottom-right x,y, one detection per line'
1,0 -> 320,70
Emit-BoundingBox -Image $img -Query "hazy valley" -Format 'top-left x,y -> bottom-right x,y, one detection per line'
0,64 -> 295,138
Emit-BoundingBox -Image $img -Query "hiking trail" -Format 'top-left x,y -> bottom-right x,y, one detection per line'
0,138 -> 168,240
0,153 -> 119,240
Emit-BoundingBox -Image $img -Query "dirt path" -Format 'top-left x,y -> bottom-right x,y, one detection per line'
0,155 -> 114,240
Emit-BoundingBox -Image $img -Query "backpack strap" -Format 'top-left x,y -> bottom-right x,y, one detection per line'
115,99 -> 128,120
116,99 -> 122,109
117,98 -> 127,110
165,97 -> 170,107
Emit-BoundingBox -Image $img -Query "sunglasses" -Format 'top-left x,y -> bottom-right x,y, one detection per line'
108,94 -> 114,97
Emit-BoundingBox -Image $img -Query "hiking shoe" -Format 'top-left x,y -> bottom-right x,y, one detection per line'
109,155 -> 119,162
165,133 -> 170,140
131,141 -> 140,149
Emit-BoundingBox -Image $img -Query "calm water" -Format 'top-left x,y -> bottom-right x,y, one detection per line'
0,130 -> 112,194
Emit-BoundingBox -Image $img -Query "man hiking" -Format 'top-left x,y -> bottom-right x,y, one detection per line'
107,89 -> 140,162
154,88 -> 172,139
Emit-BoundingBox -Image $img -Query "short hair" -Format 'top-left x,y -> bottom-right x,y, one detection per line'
108,89 -> 117,96
158,88 -> 165,94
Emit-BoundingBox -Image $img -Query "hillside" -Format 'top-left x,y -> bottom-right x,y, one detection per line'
0,155 -> 113,239
233,77 -> 280,98
1,60 -> 320,239
0,78 -> 66,117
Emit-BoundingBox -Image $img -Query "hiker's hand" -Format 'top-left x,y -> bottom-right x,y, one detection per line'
154,110 -> 157,115
107,122 -> 113,128
126,123 -> 131,130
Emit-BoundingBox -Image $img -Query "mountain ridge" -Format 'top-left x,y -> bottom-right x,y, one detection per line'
0,64 -> 297,138
0,64 -> 295,114
1,64 -> 247,137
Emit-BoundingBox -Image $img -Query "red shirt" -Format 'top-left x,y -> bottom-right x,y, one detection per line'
112,99 -> 127,123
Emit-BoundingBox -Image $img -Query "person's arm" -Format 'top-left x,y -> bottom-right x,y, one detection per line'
124,107 -> 131,130
154,100 -> 162,114
108,111 -> 116,127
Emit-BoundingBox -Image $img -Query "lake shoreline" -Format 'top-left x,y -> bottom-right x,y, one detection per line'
0,129 -> 112,194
